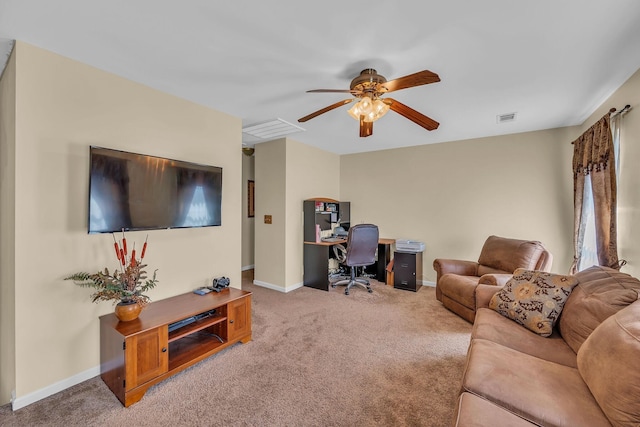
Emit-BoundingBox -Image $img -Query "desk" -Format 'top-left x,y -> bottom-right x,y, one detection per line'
303,238 -> 395,291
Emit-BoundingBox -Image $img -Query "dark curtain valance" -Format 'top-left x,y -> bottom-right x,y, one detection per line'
572,115 -> 612,176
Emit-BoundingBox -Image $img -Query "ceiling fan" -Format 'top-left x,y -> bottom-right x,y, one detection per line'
298,68 -> 440,137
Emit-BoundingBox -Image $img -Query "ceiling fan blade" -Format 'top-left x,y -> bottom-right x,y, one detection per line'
307,89 -> 361,94
384,98 -> 439,131
298,99 -> 353,122
378,70 -> 440,93
359,117 -> 373,137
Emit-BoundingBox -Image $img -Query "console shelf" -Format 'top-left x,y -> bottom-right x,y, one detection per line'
100,288 -> 251,407
168,333 -> 226,371
168,313 -> 227,342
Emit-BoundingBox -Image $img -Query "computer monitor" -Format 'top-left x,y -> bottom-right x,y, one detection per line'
317,212 -> 332,231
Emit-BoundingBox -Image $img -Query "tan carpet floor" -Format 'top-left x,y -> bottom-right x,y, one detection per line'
0,273 -> 472,426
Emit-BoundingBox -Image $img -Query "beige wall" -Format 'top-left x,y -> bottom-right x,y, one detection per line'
340,127 -> 577,281
572,68 -> 640,278
340,67 -> 640,283
2,42 -> 242,405
285,140 -> 340,286
0,44 -> 17,404
253,138 -> 339,291
254,139 -> 286,289
242,152 -> 255,269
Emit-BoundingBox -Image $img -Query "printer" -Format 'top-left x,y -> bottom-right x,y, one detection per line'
395,239 -> 425,252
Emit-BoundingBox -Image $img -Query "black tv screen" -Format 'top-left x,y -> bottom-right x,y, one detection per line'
88,146 -> 222,234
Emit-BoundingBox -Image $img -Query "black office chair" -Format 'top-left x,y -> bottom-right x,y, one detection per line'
331,224 -> 379,295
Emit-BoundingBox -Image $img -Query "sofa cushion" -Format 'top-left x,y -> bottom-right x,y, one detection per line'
454,392 -> 536,426
439,274 -> 479,310
577,301 -> 640,427
472,308 -> 577,367
477,235 -> 545,273
476,264 -> 509,277
462,339 -> 611,427
559,265 -> 640,353
442,294 -> 476,324
489,269 -> 578,337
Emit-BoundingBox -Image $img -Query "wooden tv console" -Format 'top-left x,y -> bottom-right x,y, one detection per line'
99,287 -> 252,407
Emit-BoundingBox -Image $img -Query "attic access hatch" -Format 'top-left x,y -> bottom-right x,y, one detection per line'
242,118 -> 305,140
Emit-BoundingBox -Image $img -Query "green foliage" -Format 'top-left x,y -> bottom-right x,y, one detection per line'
65,263 -> 159,306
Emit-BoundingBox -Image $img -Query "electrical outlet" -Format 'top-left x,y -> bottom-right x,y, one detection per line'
264,215 -> 272,224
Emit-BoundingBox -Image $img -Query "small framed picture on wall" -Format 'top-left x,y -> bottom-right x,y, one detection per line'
248,180 -> 255,218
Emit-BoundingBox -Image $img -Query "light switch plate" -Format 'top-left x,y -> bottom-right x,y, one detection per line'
264,215 -> 272,224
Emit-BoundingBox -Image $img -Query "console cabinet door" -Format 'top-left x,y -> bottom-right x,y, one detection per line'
228,296 -> 251,341
125,325 -> 168,391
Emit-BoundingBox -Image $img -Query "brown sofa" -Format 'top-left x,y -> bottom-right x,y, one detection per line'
433,235 -> 553,323
453,265 -> 640,426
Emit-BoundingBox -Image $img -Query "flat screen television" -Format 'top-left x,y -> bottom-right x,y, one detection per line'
88,146 -> 223,234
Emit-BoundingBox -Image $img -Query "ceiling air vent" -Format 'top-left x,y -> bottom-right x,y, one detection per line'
496,112 -> 517,124
242,118 -> 305,140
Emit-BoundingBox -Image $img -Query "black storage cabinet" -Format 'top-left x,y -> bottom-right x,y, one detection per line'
393,251 -> 423,292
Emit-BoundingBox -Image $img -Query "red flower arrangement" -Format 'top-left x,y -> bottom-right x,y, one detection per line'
66,231 -> 159,307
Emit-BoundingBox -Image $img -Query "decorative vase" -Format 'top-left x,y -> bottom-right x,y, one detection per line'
115,300 -> 142,322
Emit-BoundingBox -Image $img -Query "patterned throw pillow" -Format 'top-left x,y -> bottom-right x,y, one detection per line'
489,269 -> 579,337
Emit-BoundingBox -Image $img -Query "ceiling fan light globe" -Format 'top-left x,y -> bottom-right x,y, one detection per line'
361,99 -> 390,122
348,103 -> 362,121
347,96 -> 372,121
360,96 -> 372,110
347,96 -> 390,122
372,99 -> 390,118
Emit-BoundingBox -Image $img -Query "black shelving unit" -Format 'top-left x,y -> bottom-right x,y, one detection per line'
303,198 -> 350,290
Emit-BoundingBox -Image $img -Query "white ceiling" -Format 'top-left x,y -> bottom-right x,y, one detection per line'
1,1 -> 640,155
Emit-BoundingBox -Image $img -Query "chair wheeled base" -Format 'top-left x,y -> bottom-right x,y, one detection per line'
332,267 -> 373,295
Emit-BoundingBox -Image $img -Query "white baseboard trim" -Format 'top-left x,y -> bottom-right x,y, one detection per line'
242,264 -> 255,271
252,280 -> 303,293
12,365 -> 100,411
285,282 -> 304,292
420,280 -> 436,287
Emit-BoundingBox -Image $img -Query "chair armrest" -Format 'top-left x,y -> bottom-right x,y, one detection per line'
478,273 -> 513,287
432,259 -> 479,278
476,284 -> 503,310
333,244 -> 346,263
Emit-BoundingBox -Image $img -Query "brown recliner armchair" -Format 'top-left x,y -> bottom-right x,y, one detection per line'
433,235 -> 553,323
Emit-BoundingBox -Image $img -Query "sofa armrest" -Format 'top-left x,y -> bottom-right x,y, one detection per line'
478,273 -> 514,287
433,259 -> 479,280
476,284 -> 502,310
